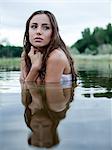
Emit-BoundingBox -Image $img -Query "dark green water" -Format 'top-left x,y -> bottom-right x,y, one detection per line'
0,66 -> 111,150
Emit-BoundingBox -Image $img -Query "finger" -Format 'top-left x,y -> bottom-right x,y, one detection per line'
30,46 -> 35,53
28,46 -> 35,57
28,51 -> 32,56
35,52 -> 43,58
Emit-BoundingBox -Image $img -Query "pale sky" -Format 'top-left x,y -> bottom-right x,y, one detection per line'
0,0 -> 111,46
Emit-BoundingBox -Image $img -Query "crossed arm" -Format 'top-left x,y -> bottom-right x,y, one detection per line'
20,48 -> 66,83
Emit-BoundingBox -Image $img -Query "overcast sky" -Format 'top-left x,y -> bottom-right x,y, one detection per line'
0,0 -> 111,46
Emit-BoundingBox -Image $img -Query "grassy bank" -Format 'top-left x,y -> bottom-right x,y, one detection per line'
0,55 -> 112,71
73,54 -> 112,63
0,58 -> 20,71
73,54 -> 112,73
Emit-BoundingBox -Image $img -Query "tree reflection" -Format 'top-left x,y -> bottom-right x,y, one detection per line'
79,70 -> 112,99
20,81 -> 76,148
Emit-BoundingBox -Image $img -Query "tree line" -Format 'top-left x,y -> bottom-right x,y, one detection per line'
71,23 -> 112,55
0,23 -> 112,57
0,45 -> 22,57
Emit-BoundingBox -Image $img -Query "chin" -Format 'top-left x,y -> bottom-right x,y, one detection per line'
34,44 -> 46,48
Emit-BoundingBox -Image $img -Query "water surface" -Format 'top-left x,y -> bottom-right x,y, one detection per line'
0,66 -> 111,150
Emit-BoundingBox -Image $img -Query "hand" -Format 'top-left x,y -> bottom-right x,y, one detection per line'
28,46 -> 43,70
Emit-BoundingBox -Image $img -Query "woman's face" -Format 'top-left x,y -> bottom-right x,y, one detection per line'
29,14 -> 52,48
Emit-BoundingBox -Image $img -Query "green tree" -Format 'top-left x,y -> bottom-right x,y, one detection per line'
71,23 -> 112,55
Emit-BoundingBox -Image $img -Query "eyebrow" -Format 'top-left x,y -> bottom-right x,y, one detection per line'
31,22 -> 51,26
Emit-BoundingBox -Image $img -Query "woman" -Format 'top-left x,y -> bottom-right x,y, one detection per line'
20,10 -> 77,83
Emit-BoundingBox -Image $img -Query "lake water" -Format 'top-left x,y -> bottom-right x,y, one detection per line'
0,65 -> 112,150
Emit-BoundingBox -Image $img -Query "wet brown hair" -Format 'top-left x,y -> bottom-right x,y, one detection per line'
23,10 -> 77,82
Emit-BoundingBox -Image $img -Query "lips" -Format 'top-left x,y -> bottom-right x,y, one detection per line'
34,37 -> 43,41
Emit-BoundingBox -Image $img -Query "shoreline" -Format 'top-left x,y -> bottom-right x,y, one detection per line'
0,55 -> 112,71
73,54 -> 112,62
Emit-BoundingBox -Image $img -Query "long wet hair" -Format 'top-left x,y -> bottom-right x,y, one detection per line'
23,10 -> 77,82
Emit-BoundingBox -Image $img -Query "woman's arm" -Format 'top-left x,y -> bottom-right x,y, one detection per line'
25,67 -> 39,81
25,47 -> 43,81
45,50 -> 66,83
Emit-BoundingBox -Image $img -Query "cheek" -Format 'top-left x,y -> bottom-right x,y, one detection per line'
49,30 -> 52,38
29,31 -> 33,42
46,31 -> 52,41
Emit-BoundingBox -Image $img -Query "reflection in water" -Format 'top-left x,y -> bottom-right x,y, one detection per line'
79,70 -> 112,99
20,81 -> 76,148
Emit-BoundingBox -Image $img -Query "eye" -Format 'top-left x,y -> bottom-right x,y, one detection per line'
30,24 -> 37,29
43,26 -> 50,30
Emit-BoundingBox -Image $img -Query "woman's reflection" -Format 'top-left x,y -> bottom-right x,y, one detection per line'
21,81 -> 76,148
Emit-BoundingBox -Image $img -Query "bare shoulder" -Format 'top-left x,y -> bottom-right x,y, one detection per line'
48,48 -> 67,63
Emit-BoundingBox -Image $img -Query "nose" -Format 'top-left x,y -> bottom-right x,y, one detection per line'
36,26 -> 42,35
